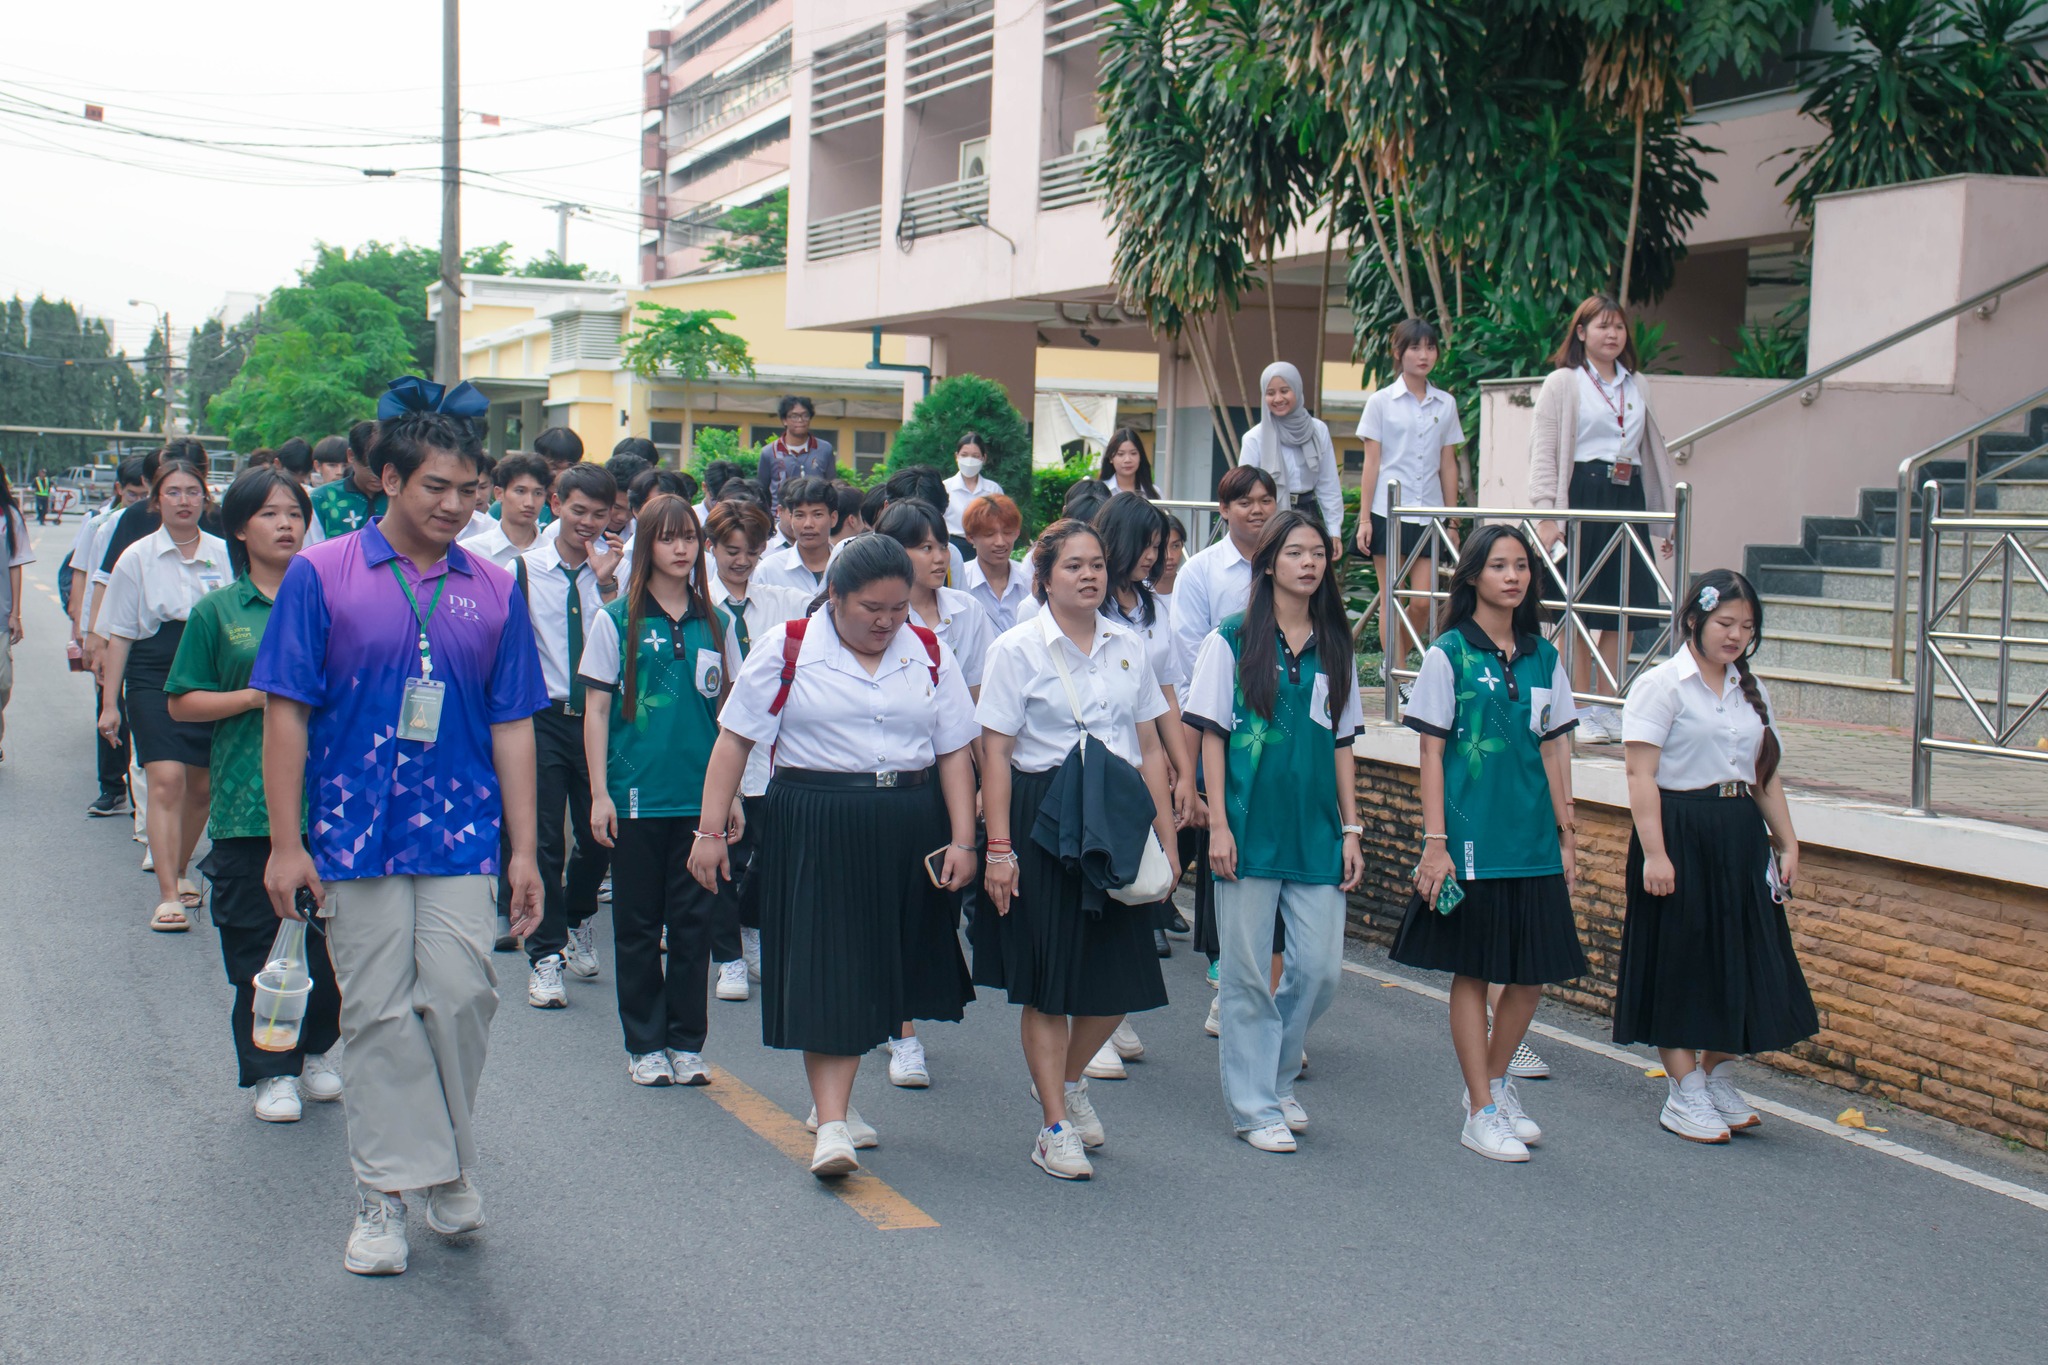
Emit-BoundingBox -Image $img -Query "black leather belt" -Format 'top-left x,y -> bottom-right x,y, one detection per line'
774,767 -> 929,789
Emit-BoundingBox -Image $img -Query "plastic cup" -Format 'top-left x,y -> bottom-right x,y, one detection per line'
251,966 -> 312,1053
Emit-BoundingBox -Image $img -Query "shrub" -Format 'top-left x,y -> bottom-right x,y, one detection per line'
885,374 -> 1031,510
1025,453 -> 1102,539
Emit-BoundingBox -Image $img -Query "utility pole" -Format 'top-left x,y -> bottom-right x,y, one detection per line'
435,0 -> 461,386
544,202 -> 587,263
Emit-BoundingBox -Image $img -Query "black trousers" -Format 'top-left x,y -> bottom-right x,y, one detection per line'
711,793 -> 767,961
95,676 -> 130,797
610,817 -> 716,1054
202,838 -> 342,1087
527,705 -> 610,964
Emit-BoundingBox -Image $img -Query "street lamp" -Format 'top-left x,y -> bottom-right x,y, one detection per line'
128,299 -> 174,435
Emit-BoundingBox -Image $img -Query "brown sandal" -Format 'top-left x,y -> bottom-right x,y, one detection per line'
150,901 -> 191,933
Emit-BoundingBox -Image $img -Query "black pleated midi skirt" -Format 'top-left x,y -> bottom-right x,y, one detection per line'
970,766 -> 1168,1017
756,771 -> 971,1056
1564,460 -> 1663,634
126,623 -> 212,767
1389,873 -> 1588,985
1613,788 -> 1819,1054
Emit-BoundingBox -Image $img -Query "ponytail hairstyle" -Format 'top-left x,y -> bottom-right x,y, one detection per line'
1237,510 -> 1353,724
818,531 -> 916,617
1680,568 -> 1779,788
619,494 -> 723,725
1029,518 -> 1104,604
1439,523 -> 1544,641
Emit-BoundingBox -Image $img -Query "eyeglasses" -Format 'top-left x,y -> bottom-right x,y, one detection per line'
158,487 -> 206,502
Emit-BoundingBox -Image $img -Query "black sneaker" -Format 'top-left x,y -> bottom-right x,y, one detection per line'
1167,911 -> 1191,935
86,791 -> 128,817
1154,928 -> 1173,958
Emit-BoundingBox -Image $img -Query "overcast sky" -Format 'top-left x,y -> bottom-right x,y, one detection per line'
0,0 -> 663,359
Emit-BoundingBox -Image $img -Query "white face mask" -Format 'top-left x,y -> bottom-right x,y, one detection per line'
956,456 -> 984,479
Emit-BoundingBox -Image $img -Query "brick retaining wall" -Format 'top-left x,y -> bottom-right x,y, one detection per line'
1349,756 -> 2048,1150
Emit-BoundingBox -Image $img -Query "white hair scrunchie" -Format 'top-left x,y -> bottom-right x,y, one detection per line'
1697,585 -> 1720,612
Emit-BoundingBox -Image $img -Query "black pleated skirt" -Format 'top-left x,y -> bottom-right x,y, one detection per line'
126,624 -> 211,767
1564,461 -> 1663,633
970,766 -> 1168,1017
1613,789 -> 1819,1054
1389,873 -> 1587,985
756,772 -> 970,1056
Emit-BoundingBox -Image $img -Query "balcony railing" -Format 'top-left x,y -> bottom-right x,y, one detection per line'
898,177 -> 990,243
1039,149 -> 1101,211
806,205 -> 882,260
673,72 -> 790,147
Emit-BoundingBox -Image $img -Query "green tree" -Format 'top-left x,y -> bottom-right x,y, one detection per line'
620,304 -> 755,464
300,241 -> 443,376
207,282 -> 414,451
1779,0 -> 2048,222
0,296 -> 145,476
703,188 -> 789,271
516,251 -> 614,281
183,314 -> 254,436
885,374 -> 1032,521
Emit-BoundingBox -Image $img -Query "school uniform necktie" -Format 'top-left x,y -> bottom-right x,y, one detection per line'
563,563 -> 584,712
728,598 -> 751,657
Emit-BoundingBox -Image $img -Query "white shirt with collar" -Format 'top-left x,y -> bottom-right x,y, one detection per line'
459,509 -> 496,542
1622,648 -> 1777,790
977,609 -> 1168,773
517,536 -> 614,702
709,576 -> 817,796
1169,535 -> 1254,680
941,472 -> 1004,536
720,607 -> 978,773
913,586 -> 994,690
464,520 -> 545,571
1357,376 -> 1466,517
825,533 -> 967,586
1104,588 -> 1185,693
1240,420 -> 1344,535
756,541 -> 834,595
1573,362 -> 1647,467
98,526 -> 232,640
87,509 -> 131,588
960,556 -> 1032,633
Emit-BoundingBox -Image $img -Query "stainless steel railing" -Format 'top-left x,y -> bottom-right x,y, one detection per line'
1376,481 -> 1692,723
1907,481 -> 2048,814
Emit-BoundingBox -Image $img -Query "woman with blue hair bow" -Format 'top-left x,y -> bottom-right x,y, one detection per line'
1237,361 -> 1344,553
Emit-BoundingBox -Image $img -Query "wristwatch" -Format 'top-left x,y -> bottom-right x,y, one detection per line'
1341,824 -> 1363,837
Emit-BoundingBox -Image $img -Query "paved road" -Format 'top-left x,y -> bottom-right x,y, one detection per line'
4,520 -> 2047,1364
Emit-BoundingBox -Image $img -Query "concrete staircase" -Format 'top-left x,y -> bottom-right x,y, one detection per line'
1742,406 -> 2048,735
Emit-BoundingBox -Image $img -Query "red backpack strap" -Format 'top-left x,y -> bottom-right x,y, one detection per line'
768,618 -> 808,716
907,623 -> 941,686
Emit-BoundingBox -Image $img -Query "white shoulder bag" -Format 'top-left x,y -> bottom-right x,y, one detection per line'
1038,613 -> 1176,905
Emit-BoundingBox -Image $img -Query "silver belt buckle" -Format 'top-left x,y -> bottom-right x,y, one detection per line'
1717,781 -> 1742,798
874,771 -> 898,788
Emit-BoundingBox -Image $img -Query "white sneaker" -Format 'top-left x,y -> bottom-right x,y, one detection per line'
252,1075 -> 302,1123
1506,1040 -> 1552,1079
1490,1077 -> 1542,1145
141,846 -> 154,872
740,926 -> 762,981
1063,1080 -> 1106,1148
343,1187 -> 408,1275
1204,997 -> 1221,1038
810,1121 -> 860,1178
1242,1121 -> 1298,1153
806,1105 -> 879,1149
1661,1073 -> 1732,1144
424,1173 -> 485,1235
628,1051 -> 674,1086
1032,1122 -> 1093,1180
715,959 -> 750,1001
564,922 -> 600,978
1109,1020 -> 1145,1060
527,953 -> 567,1008
1279,1096 -> 1308,1133
1460,1104 -> 1531,1162
1703,1064 -> 1761,1130
887,1036 -> 930,1088
1584,709 -> 1623,744
1082,1039 -> 1127,1080
666,1050 -> 711,1086
598,875 -> 612,903
301,1051 -> 343,1102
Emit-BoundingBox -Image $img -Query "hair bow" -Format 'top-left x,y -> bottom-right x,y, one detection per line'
1697,585 -> 1720,612
377,375 -> 490,422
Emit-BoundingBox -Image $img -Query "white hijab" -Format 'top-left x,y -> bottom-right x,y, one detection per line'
1254,360 -> 1332,487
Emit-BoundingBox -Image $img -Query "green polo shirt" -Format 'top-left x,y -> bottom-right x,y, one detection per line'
164,576 -> 282,841
578,598 -> 728,819
311,479 -> 386,539
1183,613 -> 1366,885
1402,622 -> 1579,881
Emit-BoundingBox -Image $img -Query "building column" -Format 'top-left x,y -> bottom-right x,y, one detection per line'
486,404 -> 511,459
519,398 -> 545,451
929,323 -> 1037,419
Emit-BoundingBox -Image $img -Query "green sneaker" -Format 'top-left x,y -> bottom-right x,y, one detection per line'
1207,959 -> 1220,989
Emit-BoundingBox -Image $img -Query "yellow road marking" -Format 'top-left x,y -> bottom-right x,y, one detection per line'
700,1064 -> 939,1231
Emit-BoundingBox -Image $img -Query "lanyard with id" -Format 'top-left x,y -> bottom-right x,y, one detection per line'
389,561 -> 448,742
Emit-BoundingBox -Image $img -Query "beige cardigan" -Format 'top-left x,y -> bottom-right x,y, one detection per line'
1526,367 -> 1676,517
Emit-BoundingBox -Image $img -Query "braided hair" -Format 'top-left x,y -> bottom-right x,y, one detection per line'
1679,568 -> 1780,788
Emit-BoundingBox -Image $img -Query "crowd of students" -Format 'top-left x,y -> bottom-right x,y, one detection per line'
26,291 -> 1814,1276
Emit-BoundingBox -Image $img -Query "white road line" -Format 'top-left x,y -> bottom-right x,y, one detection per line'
1343,959 -> 2048,1215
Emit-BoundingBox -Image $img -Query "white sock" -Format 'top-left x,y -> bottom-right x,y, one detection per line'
1064,1079 -> 1083,1094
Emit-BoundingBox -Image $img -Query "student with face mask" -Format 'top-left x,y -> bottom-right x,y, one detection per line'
941,431 -> 1004,559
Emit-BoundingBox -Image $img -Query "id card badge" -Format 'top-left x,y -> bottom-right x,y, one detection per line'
1608,459 -> 1635,486
397,678 -> 445,742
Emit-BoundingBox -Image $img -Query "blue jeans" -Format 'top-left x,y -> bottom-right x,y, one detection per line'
1216,876 -> 1345,1131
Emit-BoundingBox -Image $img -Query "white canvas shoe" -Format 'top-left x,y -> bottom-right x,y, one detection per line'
715,960 -> 751,1001
252,1075 -> 302,1123
810,1121 -> 860,1178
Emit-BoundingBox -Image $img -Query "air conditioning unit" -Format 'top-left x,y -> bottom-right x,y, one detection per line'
1071,123 -> 1107,159
958,138 -> 989,182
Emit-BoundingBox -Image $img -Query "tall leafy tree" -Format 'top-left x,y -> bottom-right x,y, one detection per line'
0,296 -> 145,474
183,314 -> 254,436
207,282 -> 414,451
619,304 -> 755,463
703,188 -> 789,271
884,374 -> 1032,515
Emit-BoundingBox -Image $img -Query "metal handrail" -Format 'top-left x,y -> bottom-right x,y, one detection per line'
1907,482 -> 2048,814
1887,382 -> 2048,679
1375,482 -> 1691,723
1669,257 -> 2048,464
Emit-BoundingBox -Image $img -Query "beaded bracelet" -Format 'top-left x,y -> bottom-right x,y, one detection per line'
985,852 -> 1019,867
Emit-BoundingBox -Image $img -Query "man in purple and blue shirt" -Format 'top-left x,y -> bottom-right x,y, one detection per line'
254,396 -> 548,1277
